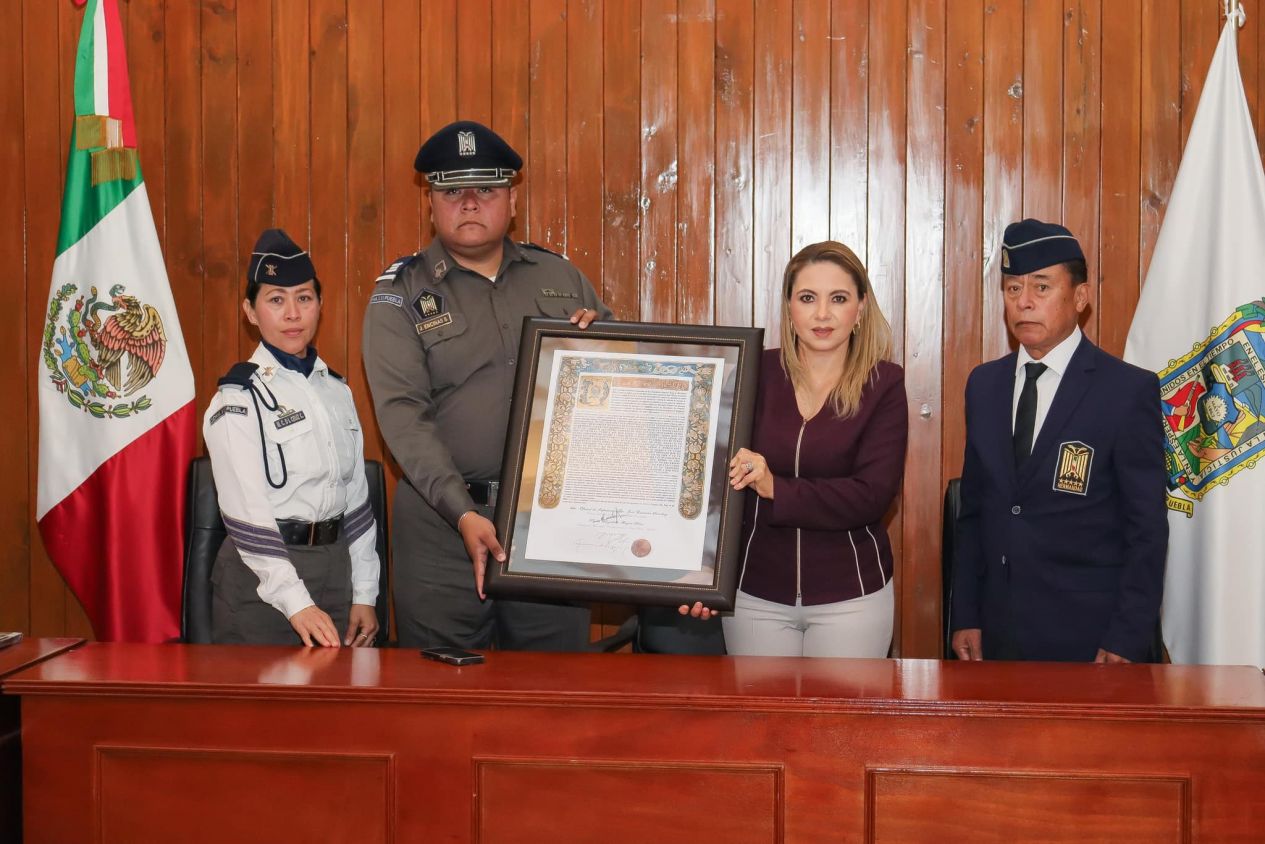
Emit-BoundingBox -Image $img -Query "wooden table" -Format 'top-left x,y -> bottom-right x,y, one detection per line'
0,638 -> 84,843
4,643 -> 1264,842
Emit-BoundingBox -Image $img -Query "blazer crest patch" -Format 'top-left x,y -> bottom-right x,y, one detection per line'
1053,441 -> 1093,495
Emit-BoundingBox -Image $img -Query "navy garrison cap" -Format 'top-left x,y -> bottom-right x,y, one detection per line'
1000,219 -> 1085,276
414,120 -> 522,189
248,228 -> 317,287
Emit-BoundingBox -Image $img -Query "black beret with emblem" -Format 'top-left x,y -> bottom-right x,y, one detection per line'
248,228 -> 318,287
1000,218 -> 1085,276
414,120 -> 522,188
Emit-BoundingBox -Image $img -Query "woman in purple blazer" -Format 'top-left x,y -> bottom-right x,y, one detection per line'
688,241 -> 908,657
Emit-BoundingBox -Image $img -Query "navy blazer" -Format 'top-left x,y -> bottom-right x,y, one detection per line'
950,336 -> 1168,662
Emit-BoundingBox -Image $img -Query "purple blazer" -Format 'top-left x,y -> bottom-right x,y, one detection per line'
737,348 -> 909,606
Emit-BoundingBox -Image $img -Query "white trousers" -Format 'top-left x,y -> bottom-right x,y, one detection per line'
722,579 -> 894,658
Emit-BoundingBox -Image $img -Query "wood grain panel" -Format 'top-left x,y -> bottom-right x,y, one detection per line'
869,768 -> 1187,843
476,758 -> 781,844
9,1 -> 1256,652
97,747 -> 392,843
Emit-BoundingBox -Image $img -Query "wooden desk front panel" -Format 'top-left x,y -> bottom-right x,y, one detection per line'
10,647 -> 1265,842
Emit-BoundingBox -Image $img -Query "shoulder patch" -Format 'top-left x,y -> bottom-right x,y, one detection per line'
375,253 -> 418,284
326,367 -> 346,382
520,241 -> 567,260
369,292 -> 404,307
209,405 -> 248,425
217,362 -> 259,389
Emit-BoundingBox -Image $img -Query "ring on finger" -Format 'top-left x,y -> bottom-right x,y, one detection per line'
743,461 -> 754,472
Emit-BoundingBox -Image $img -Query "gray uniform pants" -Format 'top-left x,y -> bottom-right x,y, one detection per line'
392,480 -> 590,651
211,537 -> 352,645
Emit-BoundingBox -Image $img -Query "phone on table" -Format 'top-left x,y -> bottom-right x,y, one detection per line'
0,632 -> 23,650
420,646 -> 485,666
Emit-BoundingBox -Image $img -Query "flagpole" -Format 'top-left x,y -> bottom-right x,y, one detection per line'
1225,0 -> 1246,27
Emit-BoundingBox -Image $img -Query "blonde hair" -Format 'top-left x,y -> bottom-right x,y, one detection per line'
778,241 -> 893,418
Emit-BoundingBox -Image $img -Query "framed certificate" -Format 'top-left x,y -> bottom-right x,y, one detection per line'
485,319 -> 764,610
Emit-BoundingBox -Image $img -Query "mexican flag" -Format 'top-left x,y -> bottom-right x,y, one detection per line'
36,0 -> 195,642
1124,9 -> 1265,667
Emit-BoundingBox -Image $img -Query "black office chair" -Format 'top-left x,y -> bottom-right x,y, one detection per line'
181,456 -> 391,644
633,606 -> 727,655
942,477 -> 961,659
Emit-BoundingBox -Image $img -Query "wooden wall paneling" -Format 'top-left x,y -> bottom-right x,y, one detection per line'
309,0 -> 350,376
128,0 -> 167,252
867,0 -> 907,654
1138,0 -> 1181,291
676,0 -> 716,327
457,0 -> 494,126
0,0 -> 29,633
273,0 -> 311,241
200,0 -> 241,412
1021,0 -> 1063,223
1061,0 -> 1101,343
753,0 -> 792,337
600,0 -> 641,319
1097,0 -> 1142,358
493,0 -> 530,243
639,1 -> 679,323
1180,0 -> 1220,152
790,0 -> 830,255
235,0 -> 276,361
418,2 -> 456,248
527,1 -> 567,253
566,0 -> 605,289
828,0 -> 869,260
347,0 -> 386,463
381,0 -> 421,264
1241,5 -> 1258,135
941,0 -> 984,487
902,0 -> 946,658
981,1 -> 1023,362
713,0 -> 754,328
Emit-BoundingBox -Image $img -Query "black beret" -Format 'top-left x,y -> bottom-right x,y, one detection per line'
1001,219 -> 1085,276
248,228 -> 317,287
414,120 -> 522,188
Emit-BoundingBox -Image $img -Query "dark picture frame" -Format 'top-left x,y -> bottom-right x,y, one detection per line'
485,318 -> 764,610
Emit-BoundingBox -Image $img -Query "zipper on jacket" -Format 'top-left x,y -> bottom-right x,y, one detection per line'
794,418 -> 807,600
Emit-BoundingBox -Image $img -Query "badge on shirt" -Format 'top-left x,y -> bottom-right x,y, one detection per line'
539,288 -> 578,299
275,406 -> 307,430
209,405 -> 247,426
1053,441 -> 1093,495
413,288 -> 453,334
369,292 -> 403,307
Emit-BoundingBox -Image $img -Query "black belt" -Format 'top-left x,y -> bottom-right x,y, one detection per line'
276,516 -> 343,546
466,481 -> 500,507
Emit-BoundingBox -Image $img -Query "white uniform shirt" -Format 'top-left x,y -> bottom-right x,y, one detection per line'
1012,326 -> 1083,442
202,344 -> 380,619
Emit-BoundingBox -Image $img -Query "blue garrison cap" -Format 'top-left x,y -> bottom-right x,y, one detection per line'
414,120 -> 522,189
1001,219 -> 1085,276
248,228 -> 317,287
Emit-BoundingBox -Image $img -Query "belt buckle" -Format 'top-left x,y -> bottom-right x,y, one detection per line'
308,521 -> 317,545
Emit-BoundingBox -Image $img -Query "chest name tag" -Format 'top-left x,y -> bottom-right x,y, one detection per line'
1053,441 -> 1093,495
275,409 -> 307,430
209,405 -> 247,425
540,288 -> 578,299
416,313 -> 454,334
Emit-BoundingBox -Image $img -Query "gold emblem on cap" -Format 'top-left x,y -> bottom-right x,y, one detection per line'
265,263 -> 278,277
1001,248 -> 1010,269
457,131 -> 476,157
1053,441 -> 1093,495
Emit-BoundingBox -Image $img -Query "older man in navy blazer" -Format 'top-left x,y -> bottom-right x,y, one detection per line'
950,219 -> 1168,663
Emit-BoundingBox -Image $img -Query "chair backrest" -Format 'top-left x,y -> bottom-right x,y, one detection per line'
181,456 -> 390,644
635,605 -> 727,655
942,477 -> 961,658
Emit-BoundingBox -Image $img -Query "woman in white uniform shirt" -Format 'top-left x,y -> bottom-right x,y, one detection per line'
203,228 -> 380,647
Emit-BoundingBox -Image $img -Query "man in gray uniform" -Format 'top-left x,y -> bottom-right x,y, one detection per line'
363,120 -> 612,650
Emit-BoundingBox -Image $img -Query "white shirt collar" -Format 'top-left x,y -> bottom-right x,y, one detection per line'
1016,325 -> 1082,378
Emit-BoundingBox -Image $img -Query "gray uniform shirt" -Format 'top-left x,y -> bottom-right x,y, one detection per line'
363,238 -> 612,528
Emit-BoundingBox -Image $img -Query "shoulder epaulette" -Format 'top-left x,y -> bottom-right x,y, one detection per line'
327,367 -> 346,382
375,253 -> 419,284
217,362 -> 259,389
520,241 -> 566,260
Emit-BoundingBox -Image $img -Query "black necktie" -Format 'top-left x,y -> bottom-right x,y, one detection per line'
1013,362 -> 1048,466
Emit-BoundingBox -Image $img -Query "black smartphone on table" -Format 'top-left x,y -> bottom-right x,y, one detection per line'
420,646 -> 485,666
